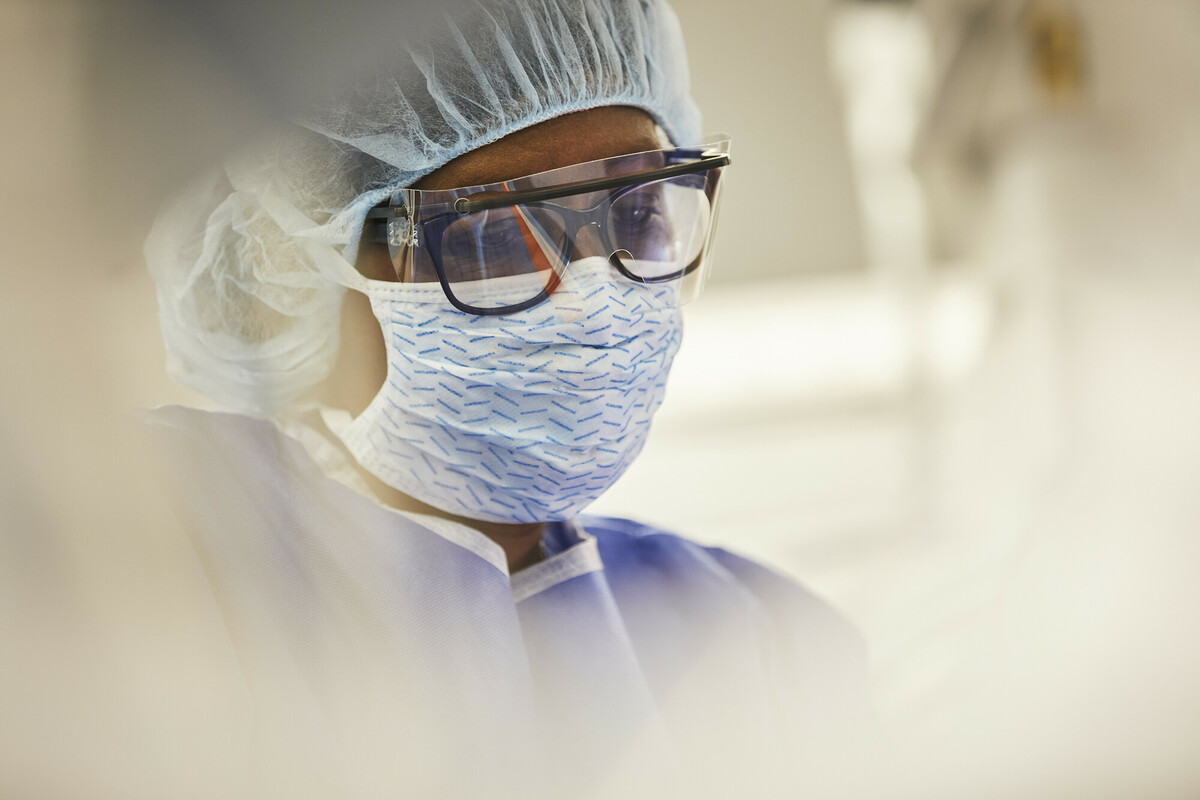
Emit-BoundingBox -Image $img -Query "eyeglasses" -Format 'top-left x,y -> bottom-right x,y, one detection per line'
362,139 -> 731,315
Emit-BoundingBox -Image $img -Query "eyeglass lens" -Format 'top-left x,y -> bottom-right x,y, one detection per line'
433,174 -> 713,311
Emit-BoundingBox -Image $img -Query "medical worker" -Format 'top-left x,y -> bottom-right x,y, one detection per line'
144,1 -> 869,796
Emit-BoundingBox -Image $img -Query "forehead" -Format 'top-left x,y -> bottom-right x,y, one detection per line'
411,106 -> 662,191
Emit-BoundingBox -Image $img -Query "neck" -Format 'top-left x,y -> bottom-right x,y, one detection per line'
379,479 -> 548,573
470,519 -> 547,572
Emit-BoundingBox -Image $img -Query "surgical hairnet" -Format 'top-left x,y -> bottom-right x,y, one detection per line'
145,0 -> 703,416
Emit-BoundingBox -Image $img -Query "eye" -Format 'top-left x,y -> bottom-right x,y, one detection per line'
480,220 -> 520,248
611,203 -> 663,232
443,212 -> 520,259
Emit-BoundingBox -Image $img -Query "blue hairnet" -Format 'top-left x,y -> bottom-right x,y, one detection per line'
145,0 -> 702,415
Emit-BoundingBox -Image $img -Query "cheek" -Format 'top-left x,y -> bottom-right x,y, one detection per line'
322,290 -> 387,417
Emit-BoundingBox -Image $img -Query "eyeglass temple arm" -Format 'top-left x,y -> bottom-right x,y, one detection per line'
366,151 -> 729,224
364,207 -> 392,244
454,153 -> 729,213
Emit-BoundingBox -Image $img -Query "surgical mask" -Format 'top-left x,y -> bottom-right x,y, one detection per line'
325,258 -> 682,524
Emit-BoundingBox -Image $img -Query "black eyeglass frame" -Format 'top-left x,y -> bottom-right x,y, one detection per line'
364,149 -> 731,316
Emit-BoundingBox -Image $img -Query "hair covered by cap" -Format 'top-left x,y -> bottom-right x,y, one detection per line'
145,0 -> 702,416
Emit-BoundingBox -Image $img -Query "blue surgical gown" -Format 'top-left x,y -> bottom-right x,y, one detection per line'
146,405 -> 870,798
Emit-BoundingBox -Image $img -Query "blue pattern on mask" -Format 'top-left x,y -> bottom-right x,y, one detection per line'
336,264 -> 682,523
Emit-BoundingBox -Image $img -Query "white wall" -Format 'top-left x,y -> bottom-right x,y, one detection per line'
671,0 -> 866,280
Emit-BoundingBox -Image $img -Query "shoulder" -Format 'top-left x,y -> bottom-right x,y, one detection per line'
142,405 -> 344,488
142,404 -> 283,456
579,513 -> 846,611
140,404 -> 355,532
579,513 -> 866,657
580,514 -> 872,740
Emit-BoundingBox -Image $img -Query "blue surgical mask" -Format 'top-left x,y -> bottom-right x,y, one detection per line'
326,258 -> 682,523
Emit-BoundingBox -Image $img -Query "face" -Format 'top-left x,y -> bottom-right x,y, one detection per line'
328,106 -> 664,416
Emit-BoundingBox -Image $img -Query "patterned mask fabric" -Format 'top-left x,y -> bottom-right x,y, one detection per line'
327,259 -> 682,523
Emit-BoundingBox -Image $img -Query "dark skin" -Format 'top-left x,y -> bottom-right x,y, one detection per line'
321,106 -> 662,573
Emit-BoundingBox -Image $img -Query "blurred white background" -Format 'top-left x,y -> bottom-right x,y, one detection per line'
3,0 -> 1200,796
607,1 -> 1200,795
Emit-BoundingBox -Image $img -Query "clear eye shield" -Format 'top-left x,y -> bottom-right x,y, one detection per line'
363,138 -> 731,315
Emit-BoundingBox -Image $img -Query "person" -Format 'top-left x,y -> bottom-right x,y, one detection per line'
144,1 -> 870,796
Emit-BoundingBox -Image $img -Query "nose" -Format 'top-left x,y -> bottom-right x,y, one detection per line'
543,223 -> 617,324
568,223 -> 611,263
